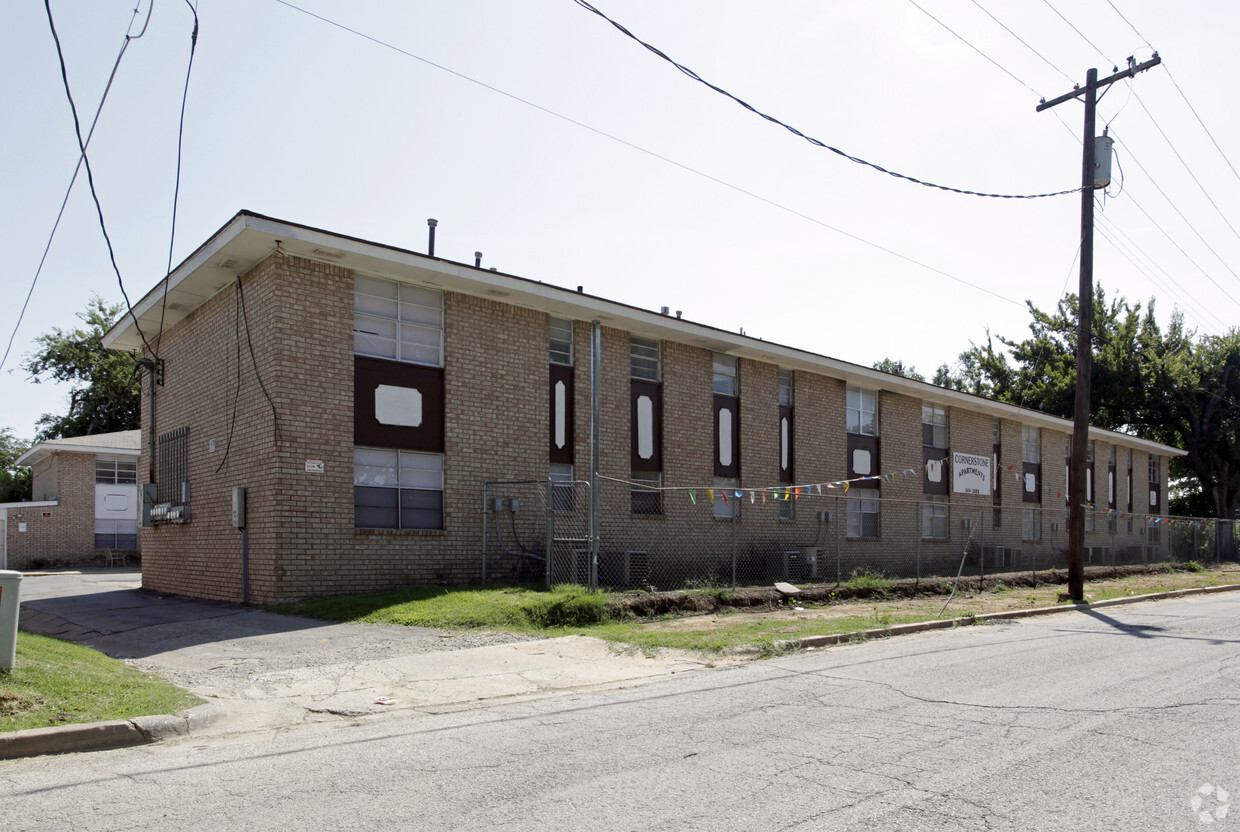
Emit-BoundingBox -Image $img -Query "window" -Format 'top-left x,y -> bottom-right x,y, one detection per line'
95,518 -> 138,549
96,457 -> 137,485
847,496 -> 879,538
847,387 -> 878,436
713,477 -> 740,519
779,493 -> 794,520
778,369 -> 794,407
713,354 -> 738,396
549,317 -> 573,366
1149,454 -> 1159,485
1021,508 -> 1041,542
631,471 -> 663,516
1022,425 -> 1040,464
354,275 -> 443,366
354,447 -> 444,530
549,463 -> 574,512
922,495 -> 948,540
922,404 -> 948,448
630,336 -> 661,381
155,426 -> 190,515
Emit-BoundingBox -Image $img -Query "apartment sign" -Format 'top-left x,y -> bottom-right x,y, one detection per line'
953,452 -> 991,495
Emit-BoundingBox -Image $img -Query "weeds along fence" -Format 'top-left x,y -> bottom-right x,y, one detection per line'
481,478 -> 1236,591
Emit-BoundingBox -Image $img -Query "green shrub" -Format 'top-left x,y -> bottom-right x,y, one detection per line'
841,568 -> 892,599
522,584 -> 610,627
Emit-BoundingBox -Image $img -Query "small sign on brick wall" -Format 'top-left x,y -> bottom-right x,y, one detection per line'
305,458 -> 325,474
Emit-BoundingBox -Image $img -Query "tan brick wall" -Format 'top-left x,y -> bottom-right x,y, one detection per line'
5,452 -> 97,569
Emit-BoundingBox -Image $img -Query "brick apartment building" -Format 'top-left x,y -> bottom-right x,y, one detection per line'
102,211 -> 1183,604
1,430 -> 140,570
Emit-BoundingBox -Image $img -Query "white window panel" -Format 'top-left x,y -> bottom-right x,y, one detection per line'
399,452 -> 444,490
354,448 -> 398,486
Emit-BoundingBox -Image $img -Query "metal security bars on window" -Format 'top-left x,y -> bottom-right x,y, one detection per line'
153,426 -> 190,524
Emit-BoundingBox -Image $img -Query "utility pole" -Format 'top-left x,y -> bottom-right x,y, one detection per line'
1037,54 -> 1160,602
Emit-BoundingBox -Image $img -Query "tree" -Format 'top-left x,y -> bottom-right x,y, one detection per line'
22,295 -> 140,442
937,287 -> 1240,523
872,358 -> 925,382
0,428 -> 31,503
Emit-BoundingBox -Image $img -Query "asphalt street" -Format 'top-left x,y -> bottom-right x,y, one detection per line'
4,590 -> 1238,831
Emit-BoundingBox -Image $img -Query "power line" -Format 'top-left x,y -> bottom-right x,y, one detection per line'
270,0 -> 1026,306
1111,130 -> 1240,292
968,0 -> 1075,85
1103,0 -> 1151,49
43,0 -> 155,358
905,0 -> 1045,99
1130,89 -> 1240,246
0,2 -> 151,374
156,0 -> 200,358
1161,64 -> 1240,187
575,0 -> 1084,201
1041,0 -> 1112,65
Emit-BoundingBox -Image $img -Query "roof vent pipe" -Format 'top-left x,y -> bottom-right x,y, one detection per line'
474,251 -> 483,268
676,310 -> 682,319
660,306 -> 670,316
427,218 -> 438,256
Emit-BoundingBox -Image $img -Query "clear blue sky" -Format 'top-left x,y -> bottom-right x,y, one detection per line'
3,0 -> 1238,442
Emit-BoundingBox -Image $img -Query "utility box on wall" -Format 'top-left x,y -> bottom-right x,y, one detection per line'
232,487 -> 246,529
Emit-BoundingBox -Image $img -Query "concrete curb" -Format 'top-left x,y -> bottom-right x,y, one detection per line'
790,582 -> 1240,650
0,701 -> 224,761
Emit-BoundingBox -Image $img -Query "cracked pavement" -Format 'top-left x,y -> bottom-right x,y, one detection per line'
5,577 -> 1239,829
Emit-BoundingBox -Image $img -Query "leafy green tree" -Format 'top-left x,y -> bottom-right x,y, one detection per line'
872,358 -> 925,382
0,428 -> 31,503
22,295 -> 140,442
937,287 -> 1240,522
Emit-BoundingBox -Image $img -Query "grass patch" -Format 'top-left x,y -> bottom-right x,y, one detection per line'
840,568 -> 892,599
274,583 -> 610,631
0,632 -> 201,733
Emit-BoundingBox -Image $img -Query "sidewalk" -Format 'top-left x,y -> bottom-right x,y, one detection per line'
3,571 -> 727,758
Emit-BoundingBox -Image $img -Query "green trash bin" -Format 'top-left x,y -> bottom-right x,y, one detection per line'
0,570 -> 21,670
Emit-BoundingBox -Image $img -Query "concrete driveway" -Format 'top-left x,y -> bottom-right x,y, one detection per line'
16,570 -> 728,738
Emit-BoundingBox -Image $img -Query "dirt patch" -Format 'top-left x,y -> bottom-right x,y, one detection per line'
608,564 -> 1239,633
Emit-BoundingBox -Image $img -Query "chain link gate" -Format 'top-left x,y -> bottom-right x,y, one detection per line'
482,479 -> 595,588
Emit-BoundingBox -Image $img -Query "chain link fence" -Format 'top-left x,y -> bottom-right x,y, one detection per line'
483,478 -> 1238,590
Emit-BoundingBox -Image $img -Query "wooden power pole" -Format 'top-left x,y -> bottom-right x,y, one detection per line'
1036,54 -> 1161,602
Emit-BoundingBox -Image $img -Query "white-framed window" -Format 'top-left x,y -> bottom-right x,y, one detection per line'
1021,508 -> 1041,542
846,387 -> 878,436
713,477 -> 740,519
549,463 -> 574,512
922,404 -> 948,448
631,470 -> 663,516
630,336 -> 661,381
1022,425 -> 1040,464
354,275 -> 443,366
96,456 -> 137,485
354,447 -> 444,530
846,496 -> 880,538
549,317 -> 574,366
778,369 -> 794,407
922,495 -> 948,540
95,518 -> 138,549
713,354 -> 738,396
992,417 -> 1000,445
1149,454 -> 1159,485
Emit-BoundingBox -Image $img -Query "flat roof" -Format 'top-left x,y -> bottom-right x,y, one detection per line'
103,211 -> 1184,458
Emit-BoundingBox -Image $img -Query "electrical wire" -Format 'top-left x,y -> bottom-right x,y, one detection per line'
968,0 -> 1075,85
1040,0 -> 1112,65
43,0 -> 155,358
0,1 -> 151,374
214,283 -> 243,474
271,0 -> 1026,306
575,0 -> 1085,201
905,0 -> 1045,100
1129,89 -> 1240,247
1111,131 -> 1240,294
156,0 -> 199,357
235,272 -> 281,446
1104,0 -> 1151,48
1160,63 -> 1240,187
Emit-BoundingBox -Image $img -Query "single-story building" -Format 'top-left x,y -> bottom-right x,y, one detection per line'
1,430 -> 141,570
101,211 -> 1185,603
